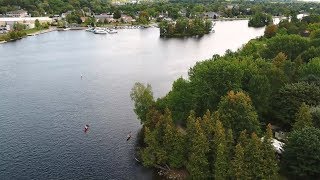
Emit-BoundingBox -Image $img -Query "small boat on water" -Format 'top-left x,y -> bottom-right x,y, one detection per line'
85,27 -> 95,32
63,28 -> 71,31
108,29 -> 118,34
94,29 -> 107,34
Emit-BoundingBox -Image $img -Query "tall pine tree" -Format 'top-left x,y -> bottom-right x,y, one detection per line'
246,133 -> 264,179
261,124 -> 279,179
293,103 -> 313,131
187,119 -> 210,178
232,143 -> 248,179
163,109 -> 186,168
214,143 -> 228,180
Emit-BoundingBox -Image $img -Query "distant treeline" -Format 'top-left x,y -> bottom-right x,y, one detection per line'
1,0 -> 320,19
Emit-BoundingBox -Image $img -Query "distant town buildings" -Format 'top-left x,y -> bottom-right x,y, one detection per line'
6,10 -> 29,18
0,17 -> 52,30
94,13 -> 114,22
203,12 -> 220,19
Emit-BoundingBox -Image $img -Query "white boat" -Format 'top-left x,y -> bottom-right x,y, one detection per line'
94,29 -> 107,34
63,28 -> 71,31
85,27 -> 95,32
108,29 -> 118,34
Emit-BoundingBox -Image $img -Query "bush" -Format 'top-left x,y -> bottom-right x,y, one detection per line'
282,127 -> 320,178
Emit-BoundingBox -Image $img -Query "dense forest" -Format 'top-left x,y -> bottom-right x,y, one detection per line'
1,0 -> 320,19
130,13 -> 320,179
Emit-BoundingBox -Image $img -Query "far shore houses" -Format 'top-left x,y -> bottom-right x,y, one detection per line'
6,10 -> 29,18
0,17 -> 52,30
93,13 -> 135,23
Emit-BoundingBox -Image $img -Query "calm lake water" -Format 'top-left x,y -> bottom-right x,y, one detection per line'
0,20 -> 264,179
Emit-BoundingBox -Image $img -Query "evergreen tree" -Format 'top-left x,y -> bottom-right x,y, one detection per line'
217,91 -> 261,137
186,111 -> 196,145
186,119 -> 210,178
282,127 -> 320,178
202,110 -> 215,171
163,109 -> 186,168
201,110 -> 215,141
141,127 -> 163,167
212,120 -> 229,178
214,143 -> 228,180
246,133 -> 264,179
293,103 -> 313,131
261,124 -> 279,179
238,130 -> 249,146
232,143 -> 248,179
225,128 -> 234,177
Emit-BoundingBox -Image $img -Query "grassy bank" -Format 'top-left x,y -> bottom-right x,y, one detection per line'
0,27 -> 49,42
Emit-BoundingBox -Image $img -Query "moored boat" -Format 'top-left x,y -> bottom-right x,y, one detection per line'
94,29 -> 107,34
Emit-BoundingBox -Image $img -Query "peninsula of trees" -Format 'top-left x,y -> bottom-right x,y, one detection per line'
248,12 -> 272,27
159,18 -> 212,37
131,13 -> 320,179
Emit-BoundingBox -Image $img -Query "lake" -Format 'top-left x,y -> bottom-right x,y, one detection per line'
0,20 -> 264,179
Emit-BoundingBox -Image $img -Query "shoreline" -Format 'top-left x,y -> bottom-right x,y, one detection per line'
27,27 -> 57,36
0,27 -> 57,44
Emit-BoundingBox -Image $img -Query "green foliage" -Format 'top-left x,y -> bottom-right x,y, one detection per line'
186,119 -> 210,178
216,91 -> 261,137
300,47 -> 320,63
302,14 -> 320,24
113,9 -> 121,19
35,19 -> 41,29
264,24 -> 278,38
272,82 -> 320,127
66,12 -> 82,24
262,35 -> 310,60
248,12 -> 272,27
13,23 -> 26,31
188,58 -> 243,115
282,127 -> 320,178
141,126 -> 165,167
157,78 -> 194,123
260,124 -> 279,179
159,18 -> 212,38
214,143 -> 228,180
163,110 -> 186,168
293,103 -> 313,131
132,6 -> 320,179
310,29 -> 320,39
130,82 -> 154,124
310,105 -> 320,128
137,11 -> 150,25
245,133 -> 265,179
232,143 -> 247,180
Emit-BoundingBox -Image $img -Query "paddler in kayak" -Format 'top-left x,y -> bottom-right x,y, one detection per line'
127,131 -> 132,141
84,124 -> 89,132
